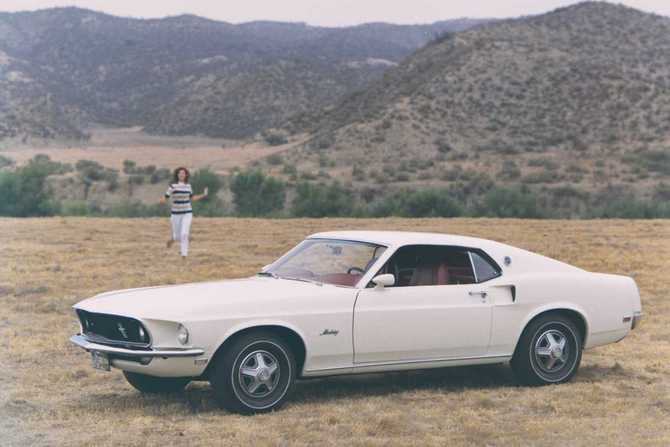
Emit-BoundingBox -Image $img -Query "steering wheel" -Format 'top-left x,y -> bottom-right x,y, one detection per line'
347,267 -> 365,275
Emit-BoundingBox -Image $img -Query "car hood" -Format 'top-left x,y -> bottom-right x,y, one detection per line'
73,276 -> 335,321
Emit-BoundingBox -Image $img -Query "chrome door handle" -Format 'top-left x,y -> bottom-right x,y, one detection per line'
469,291 -> 488,298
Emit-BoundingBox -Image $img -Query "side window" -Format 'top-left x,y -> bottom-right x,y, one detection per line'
470,251 -> 501,283
374,245 -> 476,287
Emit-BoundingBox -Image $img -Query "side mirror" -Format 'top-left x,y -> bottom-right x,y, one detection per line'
372,274 -> 395,289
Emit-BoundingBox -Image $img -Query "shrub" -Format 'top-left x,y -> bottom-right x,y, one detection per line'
230,170 -> 285,216
434,138 -> 453,154
266,153 -> 283,166
150,168 -> 171,184
0,154 -> 15,169
31,154 -> 72,175
191,168 -> 223,198
0,156 -> 60,216
292,182 -> 353,217
527,157 -> 559,170
352,165 -> 365,181
76,160 -> 118,187
262,129 -> 289,146
474,187 -> 546,218
128,175 -> 145,185
398,189 -> 463,217
588,198 -> 670,218
369,189 -> 463,218
282,164 -> 297,176
522,169 -> 562,184
122,160 -> 136,174
499,160 -> 521,180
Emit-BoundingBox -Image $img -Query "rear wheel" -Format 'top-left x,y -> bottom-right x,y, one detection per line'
511,314 -> 582,385
209,331 -> 296,414
123,371 -> 190,393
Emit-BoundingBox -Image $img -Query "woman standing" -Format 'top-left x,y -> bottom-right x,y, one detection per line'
159,167 -> 208,258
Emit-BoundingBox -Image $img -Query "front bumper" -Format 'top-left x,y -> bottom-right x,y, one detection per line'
70,334 -> 204,358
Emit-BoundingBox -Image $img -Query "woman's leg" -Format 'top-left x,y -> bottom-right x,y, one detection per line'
179,213 -> 192,257
170,214 -> 181,246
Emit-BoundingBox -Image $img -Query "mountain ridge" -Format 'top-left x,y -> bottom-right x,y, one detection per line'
0,7 -> 489,141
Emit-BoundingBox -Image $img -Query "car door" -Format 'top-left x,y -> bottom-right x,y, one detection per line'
353,245 -> 494,364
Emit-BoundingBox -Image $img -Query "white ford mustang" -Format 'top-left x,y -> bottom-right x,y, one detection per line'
71,231 -> 642,413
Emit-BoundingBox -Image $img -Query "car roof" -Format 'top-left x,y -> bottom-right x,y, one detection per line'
307,230 -> 499,249
307,230 -> 584,274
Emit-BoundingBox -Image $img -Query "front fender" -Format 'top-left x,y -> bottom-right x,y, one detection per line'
204,319 -> 310,373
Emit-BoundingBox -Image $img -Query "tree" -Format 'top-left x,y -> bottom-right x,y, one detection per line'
230,170 -> 285,216
292,182 -> 353,217
190,168 -> 226,216
0,156 -> 59,216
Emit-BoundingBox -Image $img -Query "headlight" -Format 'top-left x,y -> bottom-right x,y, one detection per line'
177,324 -> 189,345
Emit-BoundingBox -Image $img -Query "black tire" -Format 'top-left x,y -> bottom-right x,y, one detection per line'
511,314 -> 582,386
123,371 -> 190,393
209,331 -> 296,414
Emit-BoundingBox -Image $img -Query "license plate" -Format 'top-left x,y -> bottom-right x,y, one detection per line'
91,351 -> 111,371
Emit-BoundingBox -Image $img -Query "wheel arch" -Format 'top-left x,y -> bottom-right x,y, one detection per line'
516,305 -> 589,351
203,323 -> 308,379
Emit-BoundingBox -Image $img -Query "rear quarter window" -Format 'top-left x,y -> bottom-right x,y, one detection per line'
470,251 -> 501,282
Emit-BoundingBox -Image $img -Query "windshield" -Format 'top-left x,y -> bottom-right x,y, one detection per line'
266,239 -> 386,287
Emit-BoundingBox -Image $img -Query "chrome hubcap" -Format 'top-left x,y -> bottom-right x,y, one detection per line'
238,350 -> 280,398
534,329 -> 569,373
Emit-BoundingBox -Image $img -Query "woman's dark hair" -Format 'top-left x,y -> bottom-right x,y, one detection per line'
173,167 -> 190,183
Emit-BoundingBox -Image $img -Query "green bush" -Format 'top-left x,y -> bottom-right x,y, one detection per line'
588,198 -> 670,218
292,182 -> 353,217
474,187 -> 546,218
122,160 -> 136,174
0,154 -> 15,169
76,160 -> 118,196
231,170 -> 285,216
369,189 -> 463,218
0,156 -> 60,216
190,168 -> 225,215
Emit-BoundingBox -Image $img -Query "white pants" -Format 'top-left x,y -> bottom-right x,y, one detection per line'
171,213 -> 192,257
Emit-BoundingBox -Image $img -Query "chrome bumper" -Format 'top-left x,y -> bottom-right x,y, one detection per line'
70,334 -> 204,358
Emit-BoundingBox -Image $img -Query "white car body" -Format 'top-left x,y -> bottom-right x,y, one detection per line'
71,231 -> 642,380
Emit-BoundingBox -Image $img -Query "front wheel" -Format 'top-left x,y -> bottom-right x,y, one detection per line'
209,331 -> 296,414
511,314 -> 582,385
123,371 -> 190,393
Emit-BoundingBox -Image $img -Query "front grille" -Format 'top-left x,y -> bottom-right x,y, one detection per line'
76,310 -> 151,349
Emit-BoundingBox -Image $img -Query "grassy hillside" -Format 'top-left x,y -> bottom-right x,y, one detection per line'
2,217 -> 669,445
280,2 -> 670,205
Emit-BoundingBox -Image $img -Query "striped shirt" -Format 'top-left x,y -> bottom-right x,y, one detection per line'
165,183 -> 193,214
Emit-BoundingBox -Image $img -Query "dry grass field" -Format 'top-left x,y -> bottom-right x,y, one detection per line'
1,217 -> 669,446
1,127 -> 303,174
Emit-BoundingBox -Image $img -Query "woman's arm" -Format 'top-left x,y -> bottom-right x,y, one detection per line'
192,187 -> 209,202
160,185 -> 172,204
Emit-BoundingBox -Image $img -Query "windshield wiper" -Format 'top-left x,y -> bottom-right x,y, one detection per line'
281,276 -> 323,286
257,271 -> 279,279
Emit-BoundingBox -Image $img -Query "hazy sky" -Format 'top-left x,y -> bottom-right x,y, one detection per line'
1,0 -> 669,26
